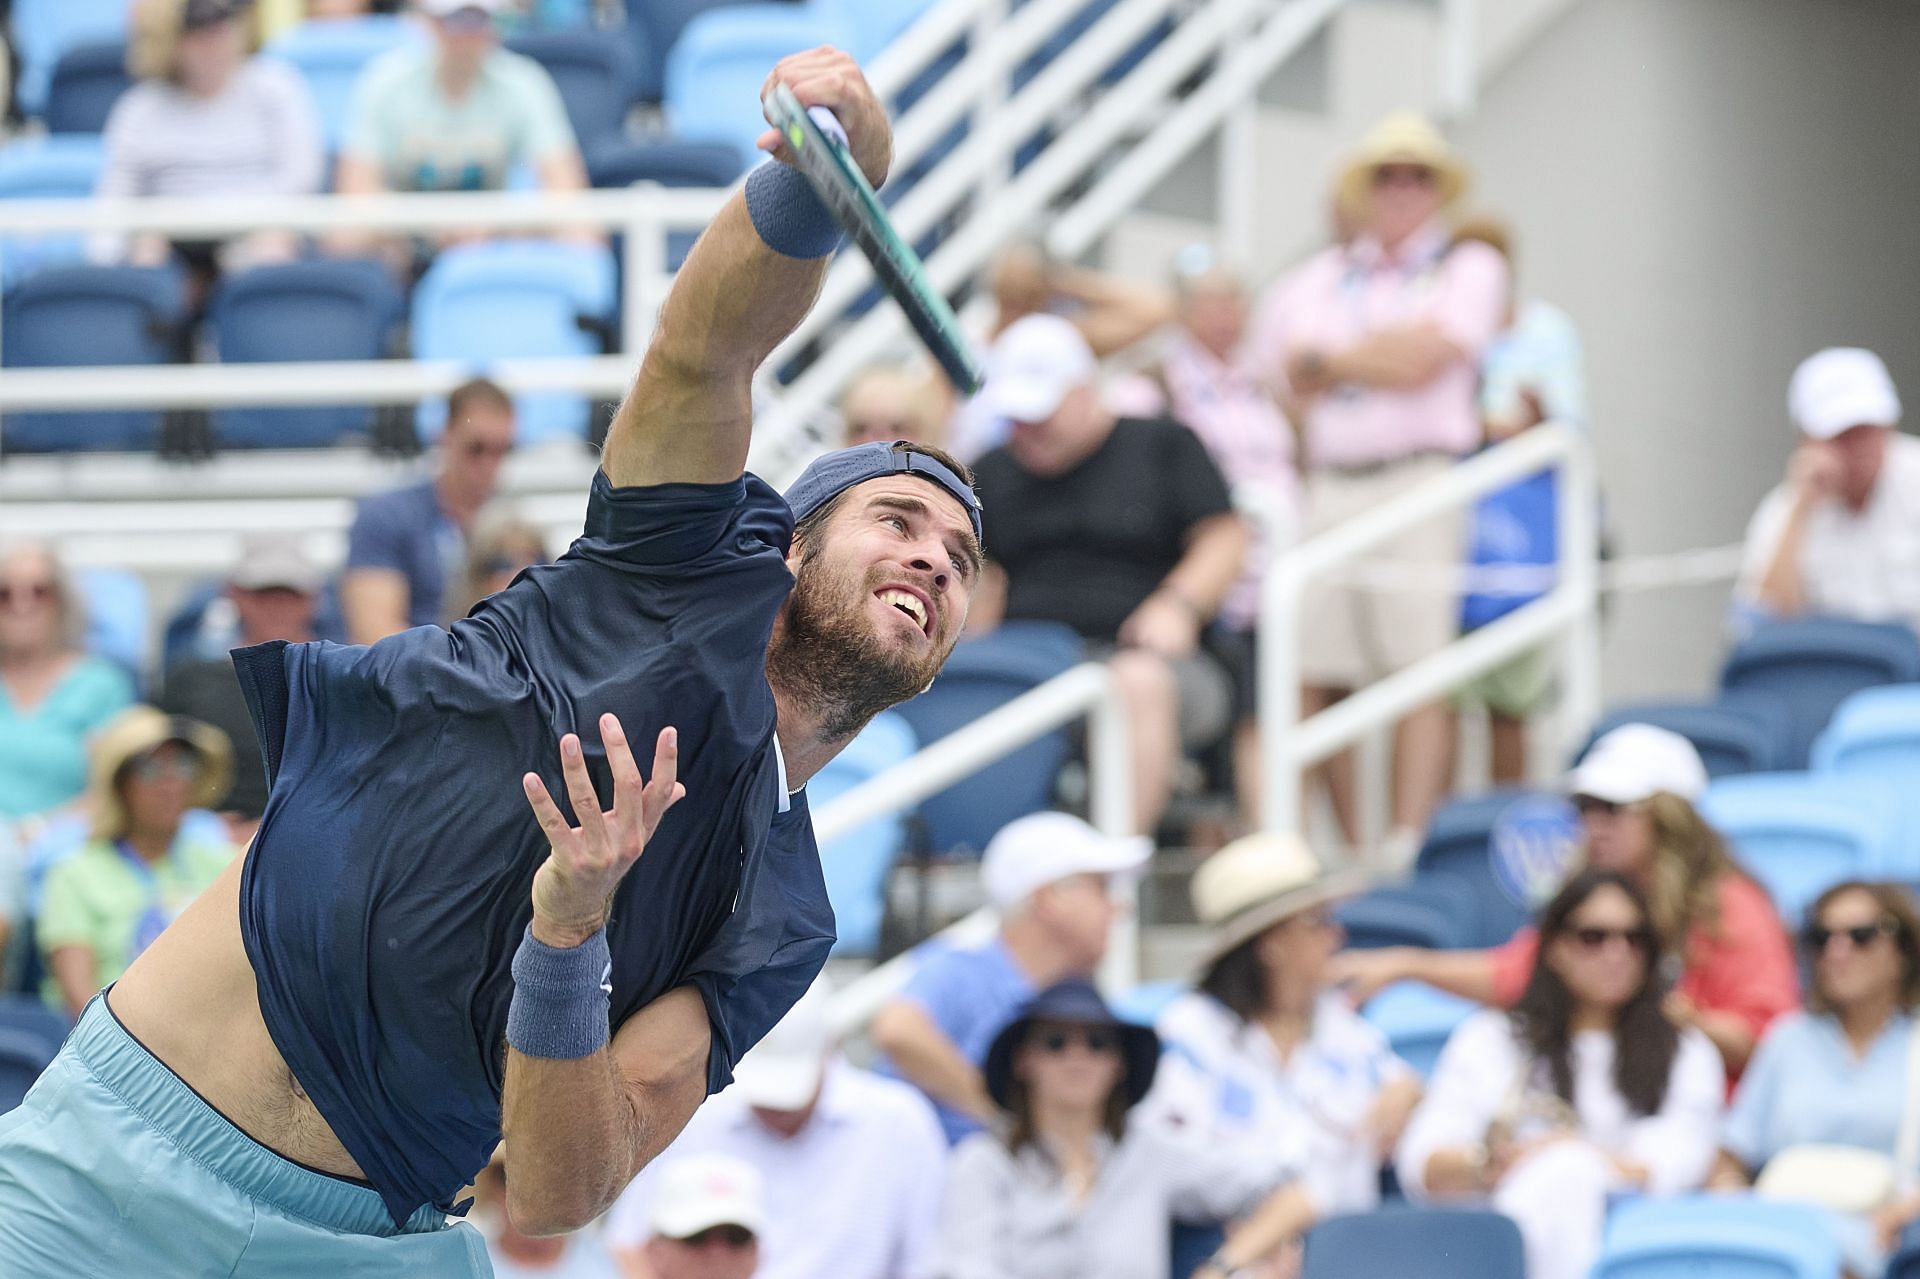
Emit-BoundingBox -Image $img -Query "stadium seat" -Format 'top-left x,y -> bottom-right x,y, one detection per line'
1412,789 -> 1571,948
9,0 -> 128,118
0,996 -> 71,1115
1593,1195 -> 1840,1279
265,16 -> 425,152
1581,697 -> 1790,779
1301,1206 -> 1525,1279
75,566 -> 150,683
208,258 -> 403,448
1812,683 -> 1920,777
1718,617 -> 1920,769
1335,879 -> 1476,951
0,135 -> 105,287
1890,1220 -> 1920,1279
806,711 -> 917,957
1699,771 -> 1899,927
1112,981 -> 1184,1027
892,621 -> 1084,856
665,6 -> 852,167
1359,981 -> 1478,1079
411,240 -> 617,445
44,39 -> 132,134
814,0 -> 941,61
586,138 -> 745,270
623,0 -> 767,104
506,29 -> 638,154
1,264 -> 187,453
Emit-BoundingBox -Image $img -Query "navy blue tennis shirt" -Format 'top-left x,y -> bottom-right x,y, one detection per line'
231,471 -> 835,1228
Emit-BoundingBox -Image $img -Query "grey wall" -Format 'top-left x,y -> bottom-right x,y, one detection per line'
1455,0 -> 1920,699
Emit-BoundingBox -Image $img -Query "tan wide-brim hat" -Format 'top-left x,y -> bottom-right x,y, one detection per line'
89,705 -> 234,841
1335,111 -> 1470,222
1191,832 -> 1369,968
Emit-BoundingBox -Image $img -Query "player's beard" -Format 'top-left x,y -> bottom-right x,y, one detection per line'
767,549 -> 947,743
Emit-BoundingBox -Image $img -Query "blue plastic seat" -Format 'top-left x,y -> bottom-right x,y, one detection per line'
1302,1206 -> 1525,1279
1719,618 -> 1920,769
411,240 -> 617,444
44,39 -> 133,134
1582,697 -> 1789,779
814,0 -> 941,60
1,264 -> 187,453
264,16 -> 425,152
892,621 -> 1084,856
1412,789 -> 1573,948
1112,980 -> 1185,1027
1890,1219 -> 1920,1279
1594,1195 -> 1840,1279
0,996 -> 71,1114
587,138 -> 745,270
665,6 -> 851,167
506,29 -> 638,153
806,711 -> 917,957
1699,772 -> 1899,927
0,135 -> 105,287
623,0 -> 764,104
1812,683 -> 1920,778
75,567 -> 150,681
1359,981 -> 1478,1080
9,0 -> 128,118
1335,879 -> 1475,951
207,258 -> 403,448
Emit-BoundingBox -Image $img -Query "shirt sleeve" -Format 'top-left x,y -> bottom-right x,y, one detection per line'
1156,1122 -> 1296,1223
929,1137 -> 1014,1279
1625,1030 -> 1726,1194
1735,487 -> 1795,607
1720,1016 -> 1794,1172
1488,929 -> 1540,1006
35,856 -> 96,953
1243,269 -> 1301,396
573,471 -> 792,573
894,947 -> 980,1048
345,494 -> 412,573
1685,876 -> 1801,1048
1536,310 -> 1588,429
89,91 -> 147,262
260,60 -> 325,195
340,53 -> 399,163
1430,241 -> 1510,359
893,1093 -> 952,1279
1395,1011 -> 1512,1198
511,57 -> 580,161
1160,421 -> 1235,530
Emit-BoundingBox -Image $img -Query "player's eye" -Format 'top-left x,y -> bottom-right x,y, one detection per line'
881,514 -> 907,532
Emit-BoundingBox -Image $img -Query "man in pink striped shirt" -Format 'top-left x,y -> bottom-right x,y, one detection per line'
1249,113 -> 1509,857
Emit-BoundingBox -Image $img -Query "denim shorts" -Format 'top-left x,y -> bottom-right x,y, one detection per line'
0,995 -> 491,1277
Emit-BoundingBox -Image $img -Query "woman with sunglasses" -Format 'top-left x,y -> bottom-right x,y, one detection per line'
1334,724 -> 1798,1078
1397,870 -> 1724,1279
931,980 -> 1314,1279
1710,881 -> 1920,1276
0,541 -> 136,823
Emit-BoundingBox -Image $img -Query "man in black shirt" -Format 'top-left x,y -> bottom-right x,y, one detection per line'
970,314 -> 1248,834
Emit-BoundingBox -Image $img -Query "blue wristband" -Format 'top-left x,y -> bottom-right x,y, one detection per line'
744,161 -> 843,260
506,923 -> 612,1059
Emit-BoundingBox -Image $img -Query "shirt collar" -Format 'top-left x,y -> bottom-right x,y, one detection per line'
1346,219 -> 1451,273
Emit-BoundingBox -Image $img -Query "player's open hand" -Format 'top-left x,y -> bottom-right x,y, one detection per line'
523,714 -> 686,949
758,46 -> 892,189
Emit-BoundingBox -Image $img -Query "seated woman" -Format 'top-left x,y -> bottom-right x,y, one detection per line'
0,541 -> 136,824
1710,881 -> 1920,1277
1335,724 -> 1798,1077
37,707 -> 238,1016
1140,833 -> 1420,1266
1396,869 -> 1725,1279
931,980 -> 1314,1279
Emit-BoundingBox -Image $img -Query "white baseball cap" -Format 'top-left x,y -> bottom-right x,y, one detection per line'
981,811 -> 1152,912
1566,723 -> 1708,806
980,314 -> 1098,423
1789,347 -> 1901,441
647,1154 -> 765,1240
418,0 -> 506,17
729,976 -> 833,1112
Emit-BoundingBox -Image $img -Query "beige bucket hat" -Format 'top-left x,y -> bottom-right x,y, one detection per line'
1192,832 -> 1369,967
1335,111 -> 1471,221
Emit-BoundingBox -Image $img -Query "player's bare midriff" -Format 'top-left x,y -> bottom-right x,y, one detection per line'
110,849 -> 368,1182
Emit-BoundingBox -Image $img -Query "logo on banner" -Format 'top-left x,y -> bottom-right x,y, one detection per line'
1489,795 -> 1582,909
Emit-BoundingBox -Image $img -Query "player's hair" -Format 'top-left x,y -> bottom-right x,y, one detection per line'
445,378 -> 514,432
790,443 -> 978,555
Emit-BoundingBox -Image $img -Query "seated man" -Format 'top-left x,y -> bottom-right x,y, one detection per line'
626,1154 -> 766,1279
1736,347 -> 1920,634
608,980 -> 947,1279
968,315 -> 1250,834
870,811 -> 1149,1143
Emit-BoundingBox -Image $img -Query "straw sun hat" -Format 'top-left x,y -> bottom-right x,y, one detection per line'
89,706 -> 233,841
1334,111 -> 1471,222
1191,832 -> 1368,968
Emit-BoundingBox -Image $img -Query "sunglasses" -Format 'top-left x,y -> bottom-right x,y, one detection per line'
1566,925 -> 1654,954
457,439 -> 511,460
1804,921 -> 1898,952
0,580 -> 55,608
126,751 -> 201,782
1371,165 -> 1437,188
679,1225 -> 755,1249
849,420 -> 912,439
1031,1025 -> 1119,1055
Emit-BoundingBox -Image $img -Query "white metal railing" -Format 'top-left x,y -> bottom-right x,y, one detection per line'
1258,423 -> 1602,851
814,661 -> 1137,1034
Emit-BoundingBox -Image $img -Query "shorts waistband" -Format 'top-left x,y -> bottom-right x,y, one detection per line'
70,994 -> 445,1238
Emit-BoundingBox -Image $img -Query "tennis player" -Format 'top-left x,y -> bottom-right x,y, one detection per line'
0,48 -> 982,1275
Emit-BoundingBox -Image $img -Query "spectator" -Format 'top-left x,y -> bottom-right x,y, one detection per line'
1450,215 -> 1589,786
1141,834 -> 1420,1241
1248,112 -> 1509,857
0,821 -> 23,989
1710,881 -> 1920,1276
37,707 -> 237,1016
471,1149 -> 621,1278
620,1154 -> 764,1279
445,514 -> 548,623
871,811 -> 1150,1143
340,377 -> 515,643
968,316 -> 1251,834
95,0 -> 323,291
159,533 -> 321,845
0,542 -> 136,823
1736,347 -> 1920,634
1332,724 -> 1798,1078
930,979 -> 1313,1279
1395,870 -> 1724,1279
335,0 -> 585,200
840,364 -> 943,451
607,978 -> 946,1279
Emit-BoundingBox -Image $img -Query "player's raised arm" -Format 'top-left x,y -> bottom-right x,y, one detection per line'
600,47 -> 892,489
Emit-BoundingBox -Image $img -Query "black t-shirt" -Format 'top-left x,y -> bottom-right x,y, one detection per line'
159,657 -> 268,818
972,417 -> 1235,641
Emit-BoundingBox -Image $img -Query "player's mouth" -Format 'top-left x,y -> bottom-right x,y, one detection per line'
875,585 -> 933,639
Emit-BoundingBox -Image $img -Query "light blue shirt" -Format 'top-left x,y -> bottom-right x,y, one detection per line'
1479,298 -> 1586,430
0,657 -> 135,820
1723,1010 -> 1917,1171
880,935 -> 1037,1144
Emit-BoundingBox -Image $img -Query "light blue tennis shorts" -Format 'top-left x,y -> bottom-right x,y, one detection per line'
0,995 -> 492,1277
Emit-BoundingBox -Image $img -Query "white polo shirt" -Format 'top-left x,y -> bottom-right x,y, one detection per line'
605,1057 -> 947,1279
1737,432 -> 1920,632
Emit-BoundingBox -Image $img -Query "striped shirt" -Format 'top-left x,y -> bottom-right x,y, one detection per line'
95,59 -> 323,203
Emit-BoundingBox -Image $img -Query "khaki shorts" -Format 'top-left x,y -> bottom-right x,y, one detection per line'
1457,644 -> 1555,719
1298,454 -> 1464,689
